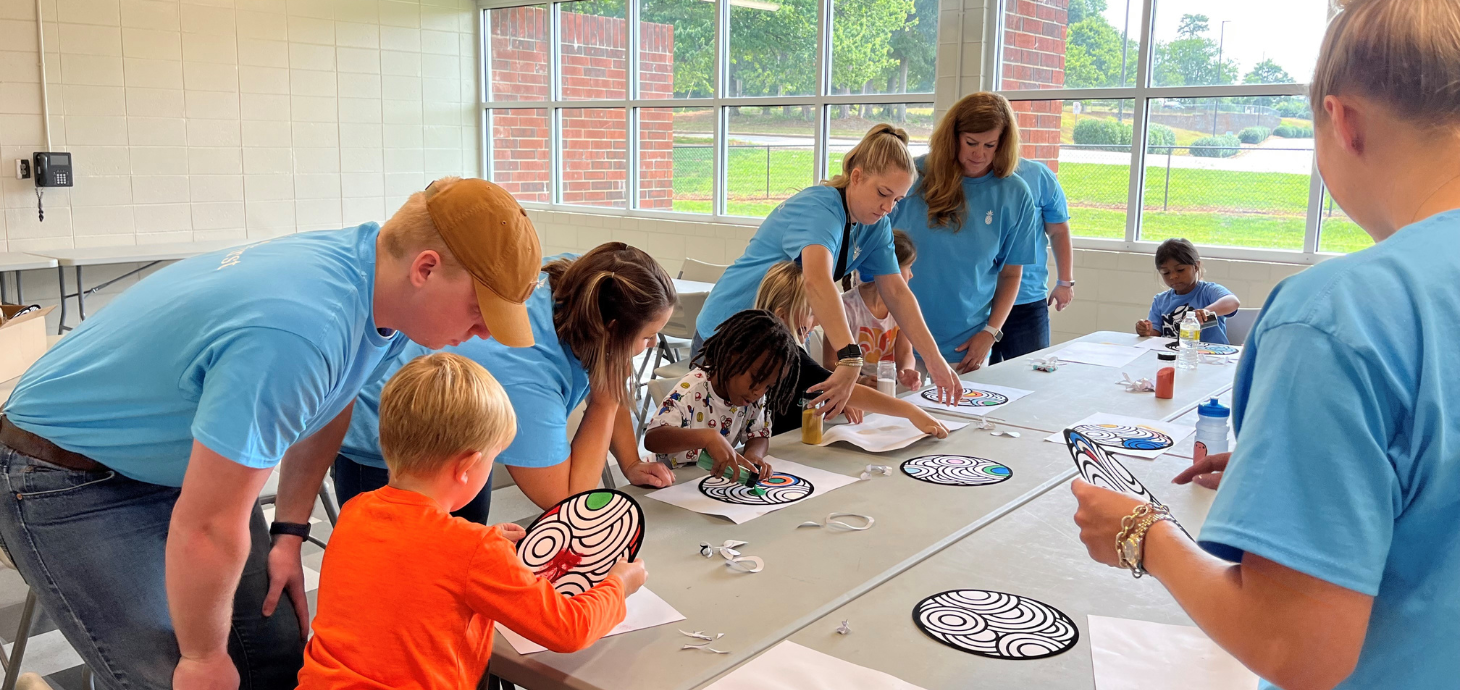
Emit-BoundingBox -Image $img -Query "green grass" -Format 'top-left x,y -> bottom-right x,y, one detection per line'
666,147 -> 1374,254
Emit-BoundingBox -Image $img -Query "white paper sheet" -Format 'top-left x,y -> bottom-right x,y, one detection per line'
497,587 -> 685,655
1089,616 -> 1258,690
645,457 -> 860,524
705,641 -> 928,690
1045,412 -> 1195,460
816,414 -> 969,453
1051,342 -> 1147,368
902,381 -> 1033,419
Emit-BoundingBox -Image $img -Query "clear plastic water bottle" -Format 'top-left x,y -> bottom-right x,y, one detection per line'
1194,398 -> 1231,461
1177,310 -> 1201,370
876,360 -> 897,396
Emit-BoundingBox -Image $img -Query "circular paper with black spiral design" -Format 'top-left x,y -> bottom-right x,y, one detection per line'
920,383 -> 1009,408
1165,340 -> 1240,356
1064,428 -> 1164,507
901,455 -> 1013,487
1070,423 -> 1174,452
517,489 -> 644,597
698,472 -> 813,505
912,589 -> 1079,660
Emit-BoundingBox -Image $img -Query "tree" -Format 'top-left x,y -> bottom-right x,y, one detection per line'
831,0 -> 913,101
1066,0 -> 1108,26
1065,17 -> 1127,88
1243,58 -> 1293,85
883,0 -> 938,116
1154,14 -> 1237,88
1177,13 -> 1209,40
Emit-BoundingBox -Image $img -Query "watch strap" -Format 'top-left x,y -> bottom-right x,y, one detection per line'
269,521 -> 311,540
836,344 -> 862,361
982,325 -> 1003,343
1056,279 -> 1075,287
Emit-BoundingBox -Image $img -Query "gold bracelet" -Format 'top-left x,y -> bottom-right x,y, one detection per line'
837,357 -> 865,369
1115,503 -> 1173,578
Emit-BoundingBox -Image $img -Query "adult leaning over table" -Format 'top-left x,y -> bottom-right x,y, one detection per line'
1072,1 -> 1460,688
695,124 -> 962,419
0,177 -> 542,690
336,242 -> 677,514
890,92 -> 1041,373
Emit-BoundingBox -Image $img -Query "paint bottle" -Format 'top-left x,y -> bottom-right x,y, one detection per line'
1155,367 -> 1175,399
800,398 -> 823,445
876,360 -> 897,397
1194,398 -> 1231,460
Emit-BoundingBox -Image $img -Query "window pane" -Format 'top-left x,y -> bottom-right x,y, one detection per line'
490,108 -> 550,203
487,5 -> 549,102
639,107 -> 713,213
1151,1 -> 1328,88
832,0 -> 936,95
1016,98 -> 1133,238
1318,188 -> 1373,254
729,0 -> 815,98
1138,98 -> 1314,250
1003,0 -> 1138,90
726,105 -> 815,218
826,103 -> 933,177
561,107 -> 627,208
560,1 -> 627,100
640,0 -> 715,99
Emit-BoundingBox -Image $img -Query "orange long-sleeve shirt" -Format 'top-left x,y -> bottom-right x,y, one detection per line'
298,486 -> 628,690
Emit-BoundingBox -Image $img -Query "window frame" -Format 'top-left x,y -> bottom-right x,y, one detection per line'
477,0 -> 936,224
989,0 -> 1343,264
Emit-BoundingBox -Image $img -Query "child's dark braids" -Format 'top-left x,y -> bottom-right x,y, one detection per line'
693,309 -> 803,415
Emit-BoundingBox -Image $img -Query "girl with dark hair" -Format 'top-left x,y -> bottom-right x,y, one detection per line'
335,242 -> 679,517
1134,238 -> 1241,343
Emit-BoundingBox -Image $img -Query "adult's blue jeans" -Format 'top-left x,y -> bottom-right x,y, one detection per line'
989,299 -> 1051,364
0,441 -> 304,690
331,454 -> 492,524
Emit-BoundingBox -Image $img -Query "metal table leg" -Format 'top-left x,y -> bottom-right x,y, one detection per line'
55,266 -> 67,335
75,266 -> 86,321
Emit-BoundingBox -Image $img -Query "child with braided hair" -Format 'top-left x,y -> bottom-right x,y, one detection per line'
643,309 -> 802,483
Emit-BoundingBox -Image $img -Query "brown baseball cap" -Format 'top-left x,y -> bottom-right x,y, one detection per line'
425,178 -> 542,348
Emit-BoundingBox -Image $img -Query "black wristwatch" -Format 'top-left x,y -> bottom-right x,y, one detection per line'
836,344 -> 862,361
269,521 -> 311,540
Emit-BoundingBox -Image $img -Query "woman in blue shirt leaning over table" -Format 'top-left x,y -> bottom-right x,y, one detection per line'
890,93 -> 1041,373
336,243 -> 678,517
1073,1 -> 1460,688
696,124 -> 962,420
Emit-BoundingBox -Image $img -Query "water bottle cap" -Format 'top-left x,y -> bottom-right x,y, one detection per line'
1198,398 -> 1231,418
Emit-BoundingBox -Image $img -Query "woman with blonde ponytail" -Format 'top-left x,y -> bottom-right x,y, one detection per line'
890,93 -> 1041,373
1071,2 -> 1460,688
335,242 -> 678,516
697,124 -> 963,420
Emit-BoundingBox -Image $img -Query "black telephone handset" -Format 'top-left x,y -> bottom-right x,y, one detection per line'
33,152 -> 72,188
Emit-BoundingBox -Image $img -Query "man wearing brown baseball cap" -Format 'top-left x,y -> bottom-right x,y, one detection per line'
0,175 -> 544,690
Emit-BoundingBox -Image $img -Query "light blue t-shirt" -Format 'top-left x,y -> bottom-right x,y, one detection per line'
4,224 -> 405,487
1198,210 -> 1460,690
1147,281 -> 1234,343
891,159 -> 1040,362
1013,159 -> 1071,306
339,275 -> 590,470
696,185 -> 901,339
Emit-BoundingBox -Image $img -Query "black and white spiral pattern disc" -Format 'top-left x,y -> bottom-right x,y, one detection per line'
913,589 -> 1079,660
1063,428 -> 1164,507
1165,340 -> 1240,356
1071,423 -> 1174,451
698,472 -> 813,505
517,489 -> 644,597
901,455 -> 1013,486
921,383 -> 1009,408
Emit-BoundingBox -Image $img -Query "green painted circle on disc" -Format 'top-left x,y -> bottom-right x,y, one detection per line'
585,491 -> 613,510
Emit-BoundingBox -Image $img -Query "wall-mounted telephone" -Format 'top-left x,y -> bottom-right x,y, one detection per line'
33,152 -> 72,187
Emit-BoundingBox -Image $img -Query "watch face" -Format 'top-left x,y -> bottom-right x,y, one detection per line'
1121,539 -> 1140,567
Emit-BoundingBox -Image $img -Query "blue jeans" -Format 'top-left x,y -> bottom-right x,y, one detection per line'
989,299 -> 1051,364
332,455 -> 492,524
0,441 -> 303,690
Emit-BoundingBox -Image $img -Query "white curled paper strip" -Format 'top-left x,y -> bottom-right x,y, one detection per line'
1118,373 -> 1157,393
723,555 -> 764,573
858,464 -> 892,481
680,630 -> 716,641
700,540 -> 763,573
798,512 -> 876,531
680,631 -> 730,654
1032,356 -> 1062,372
836,620 -> 852,635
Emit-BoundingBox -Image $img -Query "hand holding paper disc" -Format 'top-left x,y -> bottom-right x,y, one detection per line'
517,489 -> 645,597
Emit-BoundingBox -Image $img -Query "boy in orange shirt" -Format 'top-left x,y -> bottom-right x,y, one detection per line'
298,353 -> 647,689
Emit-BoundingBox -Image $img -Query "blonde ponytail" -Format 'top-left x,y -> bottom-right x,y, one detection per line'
826,123 -> 918,189
1311,0 -> 1460,129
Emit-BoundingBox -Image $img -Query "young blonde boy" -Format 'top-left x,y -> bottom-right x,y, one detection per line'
298,353 -> 646,689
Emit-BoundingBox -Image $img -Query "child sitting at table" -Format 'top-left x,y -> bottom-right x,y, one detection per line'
821,229 -> 922,390
298,353 -> 645,690
644,309 -> 802,482
1136,238 -> 1241,344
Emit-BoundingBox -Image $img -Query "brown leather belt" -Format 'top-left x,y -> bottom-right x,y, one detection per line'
0,416 -> 107,472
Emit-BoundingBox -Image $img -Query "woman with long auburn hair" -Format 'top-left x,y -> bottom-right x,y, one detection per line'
335,242 -> 679,516
890,93 -> 1041,373
696,124 -> 963,419
1072,1 -> 1460,688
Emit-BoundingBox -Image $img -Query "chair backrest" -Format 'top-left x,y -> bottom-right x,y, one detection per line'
646,377 -> 678,414
1224,307 -> 1262,346
678,259 -> 729,283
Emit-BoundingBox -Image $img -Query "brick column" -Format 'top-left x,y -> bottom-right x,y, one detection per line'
1001,0 -> 1067,172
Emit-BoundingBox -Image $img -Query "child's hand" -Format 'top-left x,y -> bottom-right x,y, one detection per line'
497,523 -> 527,543
746,455 -> 773,480
898,368 -> 922,390
1136,319 -> 1157,337
1194,308 -> 1214,324
608,557 -> 647,596
705,434 -> 756,482
912,409 -> 949,438
857,374 -> 878,387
